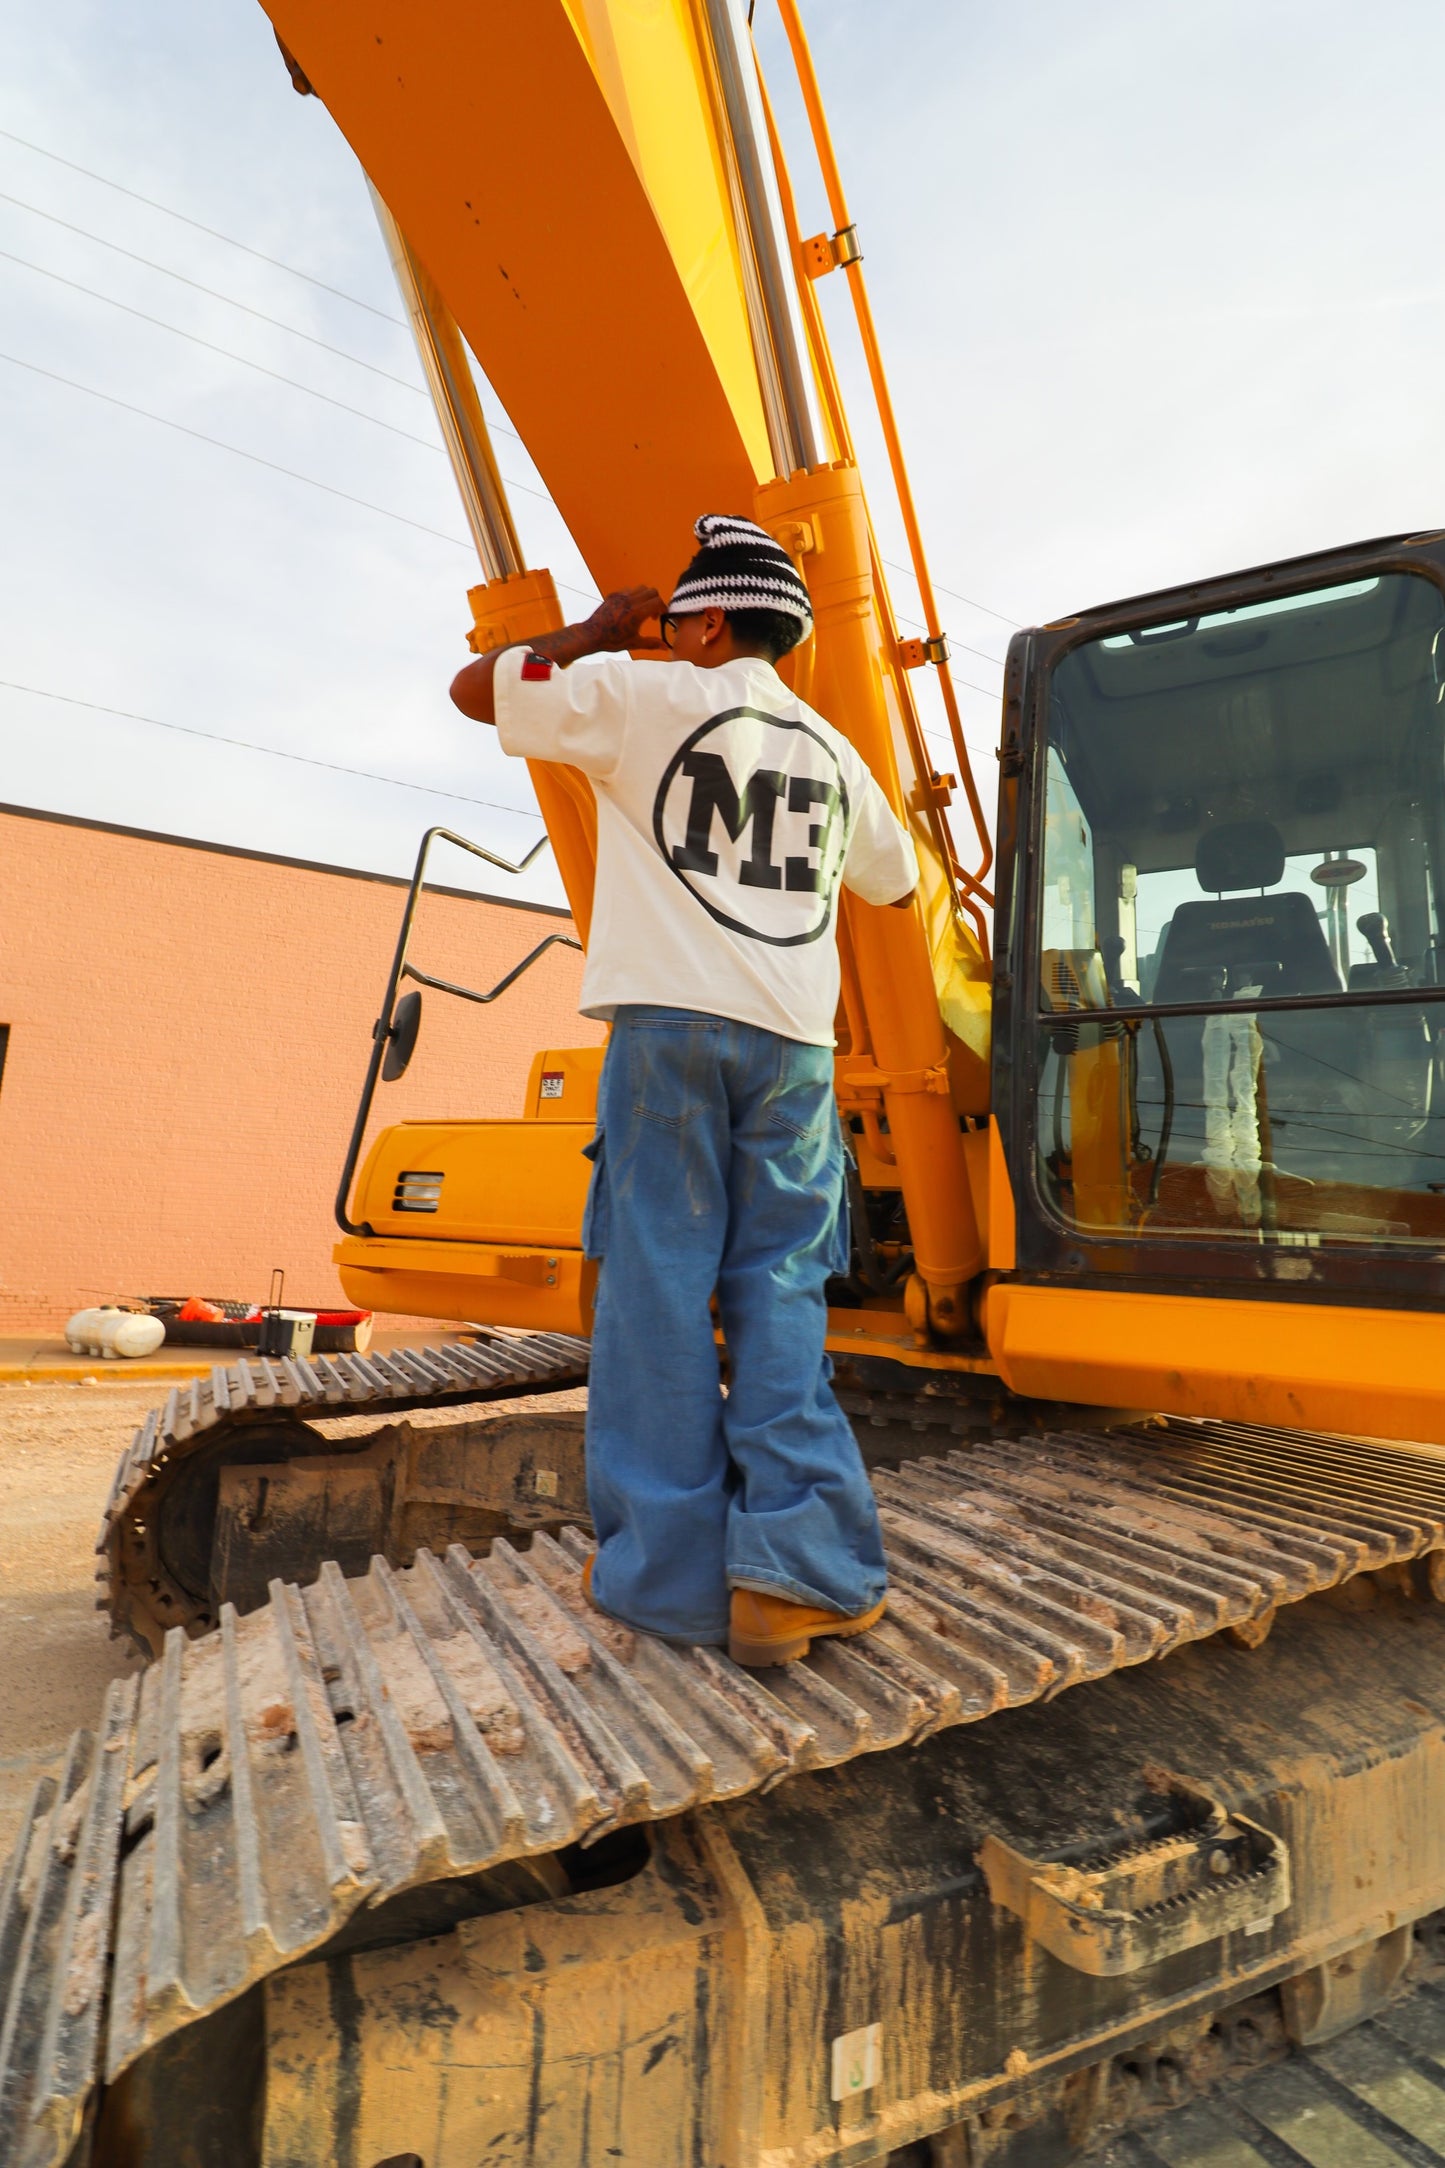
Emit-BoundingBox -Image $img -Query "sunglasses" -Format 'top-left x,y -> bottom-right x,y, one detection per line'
660,612 -> 679,650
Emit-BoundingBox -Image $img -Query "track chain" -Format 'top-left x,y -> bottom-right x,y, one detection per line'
94,1332 -> 590,1652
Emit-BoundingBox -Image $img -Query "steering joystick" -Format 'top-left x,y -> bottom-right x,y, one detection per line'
1357,911 -> 1397,969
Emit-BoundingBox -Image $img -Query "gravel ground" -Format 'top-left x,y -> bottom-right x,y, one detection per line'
0,1374 -> 589,1863
0,1383 -> 151,1860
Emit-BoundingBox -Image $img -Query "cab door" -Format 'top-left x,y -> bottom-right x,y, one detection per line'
996,529 -> 1445,1320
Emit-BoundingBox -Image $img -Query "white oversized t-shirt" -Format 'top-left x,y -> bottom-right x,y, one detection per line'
494,647 -> 918,1047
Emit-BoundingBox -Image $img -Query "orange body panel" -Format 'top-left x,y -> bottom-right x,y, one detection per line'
348,1118 -> 593,1248
339,1105 -> 594,1329
337,1234 -> 594,1337
984,1280 -> 1445,1446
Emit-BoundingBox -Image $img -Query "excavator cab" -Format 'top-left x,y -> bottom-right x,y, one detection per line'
1000,532 -> 1445,1308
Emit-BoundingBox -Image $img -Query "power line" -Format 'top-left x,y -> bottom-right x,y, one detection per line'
0,246 -> 445,451
0,128 -> 408,327
0,679 -> 545,818
936,667 -> 1000,701
1,348 -> 476,547
1,347 -> 604,609
0,183 -> 534,459
0,245 -> 563,503
5,675 -> 996,825
0,207 -> 1008,648
0,151 -> 1021,648
0,194 -> 1015,647
883,556 -> 1019,631
941,631 -> 1006,672
0,188 -> 427,394
11,248 -> 1017,648
4,678 -> 998,870
919,710 -> 1000,775
0,273 -> 996,626
930,576 -> 1019,629
2,679 -> 995,836
893,611 -> 1000,700
2,344 -> 995,693
0,339 -> 997,677
1,286 -> 990,643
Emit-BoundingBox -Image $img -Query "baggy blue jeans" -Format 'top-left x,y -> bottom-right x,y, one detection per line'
582,1006 -> 887,1645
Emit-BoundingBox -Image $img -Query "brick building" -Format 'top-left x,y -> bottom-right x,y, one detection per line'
0,804 -> 599,1332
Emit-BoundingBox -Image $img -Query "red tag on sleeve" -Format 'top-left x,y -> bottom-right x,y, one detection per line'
520,652 -> 554,681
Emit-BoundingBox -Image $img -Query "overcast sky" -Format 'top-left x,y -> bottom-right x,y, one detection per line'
3,0 -> 1441,912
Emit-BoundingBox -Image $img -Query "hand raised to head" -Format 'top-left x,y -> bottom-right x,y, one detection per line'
583,586 -> 668,652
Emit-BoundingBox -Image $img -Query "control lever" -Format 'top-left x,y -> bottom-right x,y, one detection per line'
1357,911 -> 1397,968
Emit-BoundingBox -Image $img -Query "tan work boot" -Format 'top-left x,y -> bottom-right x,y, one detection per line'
728,1586 -> 886,1668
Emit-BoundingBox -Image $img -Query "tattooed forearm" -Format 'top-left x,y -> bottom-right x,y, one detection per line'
449,584 -> 667,723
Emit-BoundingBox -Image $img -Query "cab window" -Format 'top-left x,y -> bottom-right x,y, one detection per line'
1034,572 -> 1445,1247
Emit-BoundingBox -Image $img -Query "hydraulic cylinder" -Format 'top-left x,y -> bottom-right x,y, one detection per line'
758,461 -> 984,1331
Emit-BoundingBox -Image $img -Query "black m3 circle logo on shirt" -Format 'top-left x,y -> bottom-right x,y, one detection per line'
652,707 -> 851,946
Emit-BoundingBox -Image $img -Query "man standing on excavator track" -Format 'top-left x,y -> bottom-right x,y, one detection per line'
451,514 -> 918,1666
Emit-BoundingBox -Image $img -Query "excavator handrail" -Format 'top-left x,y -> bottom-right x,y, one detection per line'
400,940 -> 582,1011
765,0 -> 996,908
753,62 -> 984,958
334,822 -> 575,1237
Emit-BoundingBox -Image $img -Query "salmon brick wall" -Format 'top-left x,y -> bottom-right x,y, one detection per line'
0,806 -> 601,1331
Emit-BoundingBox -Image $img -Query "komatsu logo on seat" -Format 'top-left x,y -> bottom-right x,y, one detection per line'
651,706 -> 850,946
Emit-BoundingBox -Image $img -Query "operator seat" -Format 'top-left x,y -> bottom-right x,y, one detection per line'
1151,820 -> 1343,1003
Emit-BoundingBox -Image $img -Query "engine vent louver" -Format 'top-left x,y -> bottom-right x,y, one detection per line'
393,1169 -> 444,1213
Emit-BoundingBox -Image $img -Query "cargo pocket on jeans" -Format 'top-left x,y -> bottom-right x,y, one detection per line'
581,1130 -> 610,1260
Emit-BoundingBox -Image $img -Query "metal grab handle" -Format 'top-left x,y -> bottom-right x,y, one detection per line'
335,825 -> 574,1237
979,1782 -> 1290,1978
401,935 -> 581,1012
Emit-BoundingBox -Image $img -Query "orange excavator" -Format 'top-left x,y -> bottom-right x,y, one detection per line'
10,5 -> 1445,2165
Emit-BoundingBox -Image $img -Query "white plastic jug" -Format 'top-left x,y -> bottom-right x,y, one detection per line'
65,1307 -> 167,1360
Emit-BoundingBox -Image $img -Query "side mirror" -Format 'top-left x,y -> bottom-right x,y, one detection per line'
382,989 -> 423,1081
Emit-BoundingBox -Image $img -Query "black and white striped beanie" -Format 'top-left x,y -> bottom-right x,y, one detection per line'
669,513 -> 814,635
